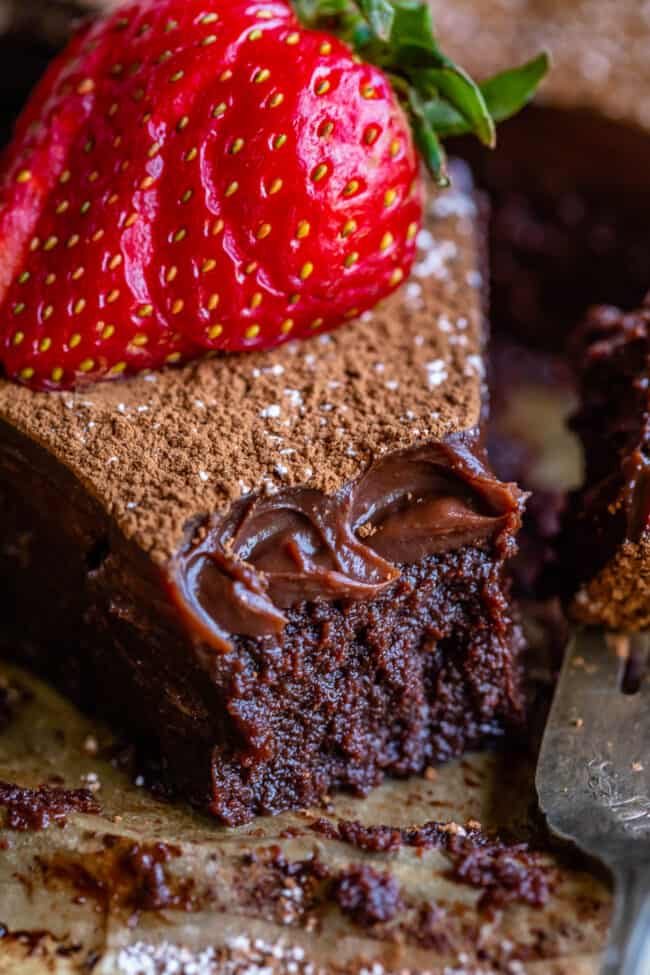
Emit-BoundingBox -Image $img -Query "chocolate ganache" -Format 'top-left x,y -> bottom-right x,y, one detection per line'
171,433 -> 524,650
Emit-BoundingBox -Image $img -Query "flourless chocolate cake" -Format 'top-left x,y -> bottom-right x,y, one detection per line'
563,303 -> 650,630
0,168 -> 526,824
440,0 -> 650,625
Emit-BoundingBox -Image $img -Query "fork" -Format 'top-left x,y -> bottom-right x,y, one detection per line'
536,629 -> 650,974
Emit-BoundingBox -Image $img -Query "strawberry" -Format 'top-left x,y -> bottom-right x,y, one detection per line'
0,0 -> 548,389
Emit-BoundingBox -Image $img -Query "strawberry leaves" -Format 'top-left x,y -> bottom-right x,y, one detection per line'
292,0 -> 549,184
425,52 -> 552,138
356,0 -> 396,40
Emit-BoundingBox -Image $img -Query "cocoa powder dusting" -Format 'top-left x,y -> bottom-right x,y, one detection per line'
0,178 -> 485,565
573,536 -> 650,630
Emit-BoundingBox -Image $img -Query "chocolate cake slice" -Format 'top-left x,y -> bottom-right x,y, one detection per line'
437,0 -> 650,626
562,302 -> 650,630
0,168 -> 525,825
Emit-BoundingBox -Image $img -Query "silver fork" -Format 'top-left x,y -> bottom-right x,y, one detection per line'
536,629 -> 650,974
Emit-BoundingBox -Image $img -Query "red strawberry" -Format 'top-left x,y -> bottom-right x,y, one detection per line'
0,0 -> 418,389
0,1 -> 548,389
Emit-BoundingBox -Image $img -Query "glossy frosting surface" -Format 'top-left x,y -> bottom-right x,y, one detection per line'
171,434 -> 523,648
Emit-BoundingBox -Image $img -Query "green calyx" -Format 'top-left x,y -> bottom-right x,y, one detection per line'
292,0 -> 550,186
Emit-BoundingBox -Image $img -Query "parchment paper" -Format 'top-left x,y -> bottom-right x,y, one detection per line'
0,308 -> 607,975
0,657 -> 610,975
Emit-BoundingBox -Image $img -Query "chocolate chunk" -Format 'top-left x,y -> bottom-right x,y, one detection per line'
332,865 -> 403,927
0,782 -> 101,831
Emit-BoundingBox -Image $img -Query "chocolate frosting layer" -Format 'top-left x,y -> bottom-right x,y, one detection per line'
170,434 -> 523,650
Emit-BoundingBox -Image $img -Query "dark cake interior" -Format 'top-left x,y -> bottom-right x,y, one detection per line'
0,421 -> 525,824
1,445 -> 525,823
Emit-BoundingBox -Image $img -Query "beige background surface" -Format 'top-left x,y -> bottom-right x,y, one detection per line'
0,661 -> 609,975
